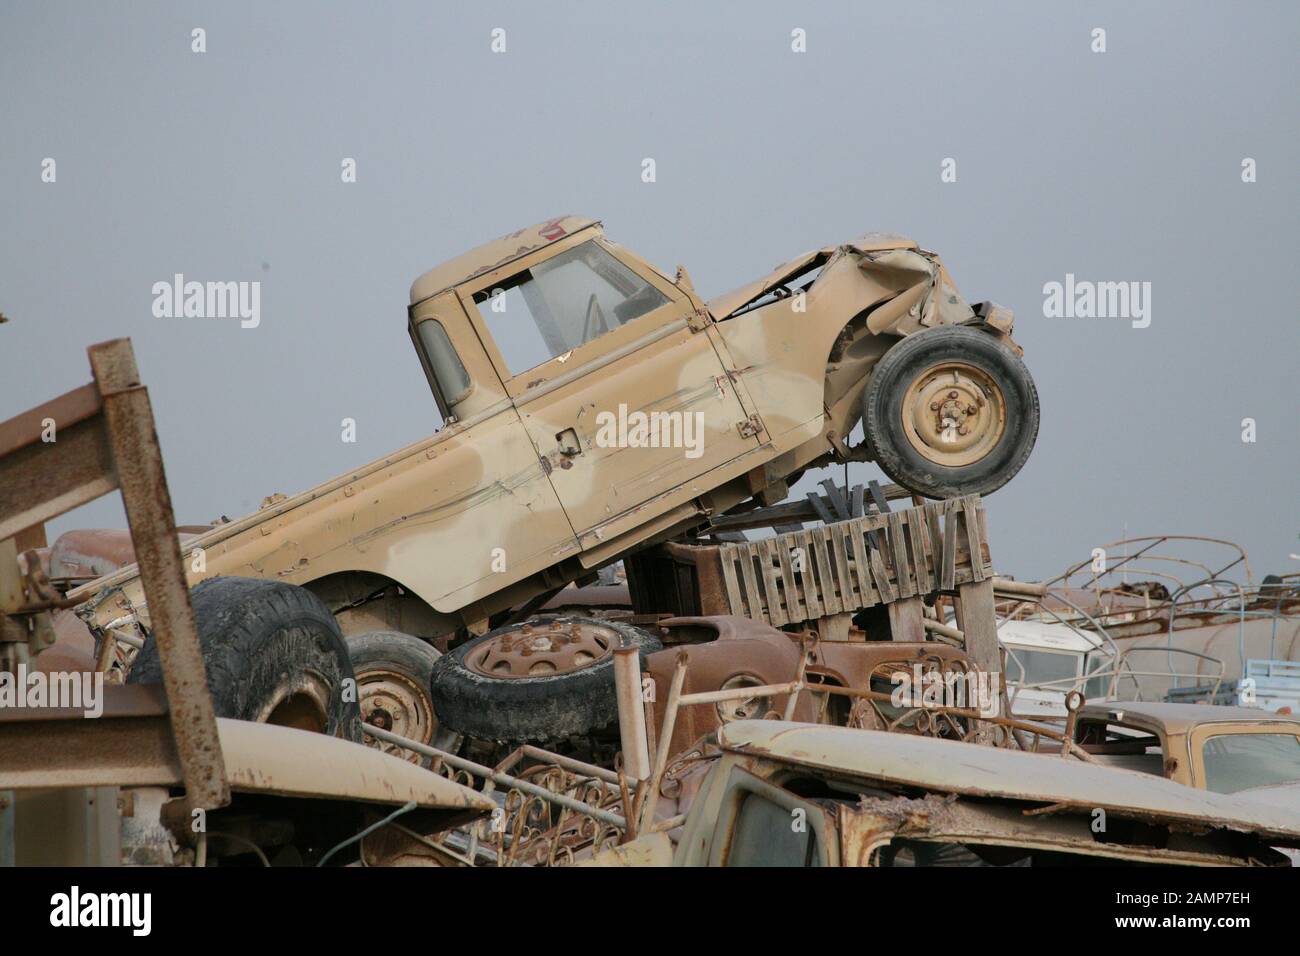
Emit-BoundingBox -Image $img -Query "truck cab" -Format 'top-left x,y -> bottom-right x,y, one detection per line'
1075,700 -> 1300,792
407,215 -> 766,560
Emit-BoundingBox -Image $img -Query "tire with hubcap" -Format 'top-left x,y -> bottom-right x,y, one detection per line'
428,616 -> 662,744
348,630 -> 462,765
862,325 -> 1039,499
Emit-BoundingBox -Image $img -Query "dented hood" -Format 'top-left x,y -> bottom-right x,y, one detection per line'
706,231 -> 950,321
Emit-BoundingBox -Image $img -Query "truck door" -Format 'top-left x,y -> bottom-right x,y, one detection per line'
459,237 -> 761,546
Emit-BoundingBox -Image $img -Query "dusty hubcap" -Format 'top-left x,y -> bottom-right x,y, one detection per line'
901,362 -> 1005,467
716,674 -> 771,723
359,668 -> 436,760
467,620 -> 617,678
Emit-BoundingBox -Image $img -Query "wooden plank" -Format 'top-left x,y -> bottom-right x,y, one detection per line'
819,479 -> 849,520
757,538 -> 787,626
712,530 -> 748,543
908,510 -> 932,594
822,525 -> 850,612
867,480 -> 891,514
806,491 -> 835,525
775,535 -> 806,623
888,511 -> 913,599
720,543 -> 746,616
962,496 -> 986,582
737,543 -> 764,623
887,596 -> 926,642
810,528 -> 840,614
925,501 -> 944,567
798,530 -> 824,619
940,498 -> 958,591
849,525 -> 878,606
956,579 -> 1000,674
867,536 -> 896,604
830,523 -> 859,609
849,484 -> 864,518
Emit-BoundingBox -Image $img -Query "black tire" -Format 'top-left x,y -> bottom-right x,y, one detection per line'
429,616 -> 662,743
128,576 -> 361,742
862,325 -> 1039,498
348,630 -> 461,764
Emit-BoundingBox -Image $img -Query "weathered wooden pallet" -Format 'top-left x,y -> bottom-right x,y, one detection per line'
717,494 -> 991,627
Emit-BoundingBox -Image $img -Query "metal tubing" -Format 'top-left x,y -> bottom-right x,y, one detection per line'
613,646 -> 651,781
362,722 -> 626,829
639,653 -> 688,830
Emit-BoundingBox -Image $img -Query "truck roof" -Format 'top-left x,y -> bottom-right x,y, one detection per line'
408,214 -> 600,306
1078,699 -> 1300,735
716,719 -> 1300,842
997,618 -> 1105,652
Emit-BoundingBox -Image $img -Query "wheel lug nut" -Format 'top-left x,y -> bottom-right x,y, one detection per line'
929,401 -> 940,411
948,390 -> 958,399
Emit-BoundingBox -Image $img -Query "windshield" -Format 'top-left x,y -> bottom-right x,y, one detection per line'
1202,732 -> 1300,794
1004,647 -> 1082,689
474,240 -> 670,375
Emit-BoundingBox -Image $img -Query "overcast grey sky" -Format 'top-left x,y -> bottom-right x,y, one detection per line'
2,1 -> 1296,582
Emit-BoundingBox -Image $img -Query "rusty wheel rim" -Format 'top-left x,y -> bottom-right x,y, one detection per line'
900,361 -> 1006,468
358,667 -> 436,761
467,619 -> 618,679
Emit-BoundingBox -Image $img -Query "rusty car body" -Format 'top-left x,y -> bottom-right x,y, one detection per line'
642,615 -> 986,758
591,720 -> 1300,867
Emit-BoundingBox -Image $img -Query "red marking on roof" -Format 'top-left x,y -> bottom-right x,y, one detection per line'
539,219 -> 569,241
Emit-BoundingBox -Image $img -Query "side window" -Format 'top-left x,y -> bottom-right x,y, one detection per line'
415,319 -> 471,406
726,792 -> 822,867
473,240 -> 670,376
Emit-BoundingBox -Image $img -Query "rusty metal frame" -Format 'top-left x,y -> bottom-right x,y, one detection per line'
0,338 -> 229,812
636,649 -> 1096,833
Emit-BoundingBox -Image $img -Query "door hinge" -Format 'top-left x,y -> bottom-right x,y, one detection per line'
686,308 -> 712,332
736,414 -> 764,439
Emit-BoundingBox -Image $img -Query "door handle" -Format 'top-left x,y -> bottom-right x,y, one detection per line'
556,427 -> 582,458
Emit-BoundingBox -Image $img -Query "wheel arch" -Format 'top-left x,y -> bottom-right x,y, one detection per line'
302,569 -> 462,642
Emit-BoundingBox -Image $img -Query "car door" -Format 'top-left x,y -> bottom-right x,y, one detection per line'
459,236 -> 761,546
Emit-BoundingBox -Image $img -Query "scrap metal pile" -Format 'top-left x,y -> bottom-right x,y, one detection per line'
4,219 -> 1299,867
